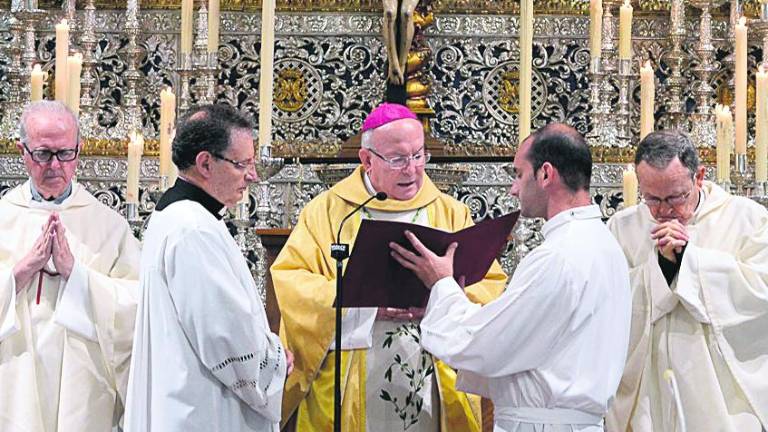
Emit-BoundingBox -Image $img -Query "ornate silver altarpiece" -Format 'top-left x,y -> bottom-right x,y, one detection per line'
2,0 -> 768,287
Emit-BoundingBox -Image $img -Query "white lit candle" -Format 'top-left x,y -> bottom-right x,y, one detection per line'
258,0 -> 276,153
208,0 -> 220,53
54,19 -> 69,102
640,60 -> 655,140
30,64 -> 44,102
159,87 -> 176,181
66,53 -> 82,116
181,0 -> 194,54
168,127 -> 179,188
618,0 -> 633,60
623,164 -> 638,207
127,131 -> 144,204
716,104 -> 734,183
735,16 -> 748,155
756,66 -> 768,182
518,0 -> 533,143
590,0 -> 603,59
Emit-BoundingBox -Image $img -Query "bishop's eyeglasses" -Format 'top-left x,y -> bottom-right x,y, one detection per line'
366,146 -> 431,170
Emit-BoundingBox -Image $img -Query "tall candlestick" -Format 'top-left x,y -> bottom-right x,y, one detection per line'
619,0 -> 633,60
30,64 -> 44,102
735,16 -> 748,155
623,164 -> 638,207
640,60 -> 655,140
181,0 -> 194,54
66,53 -> 83,116
54,19 -> 69,102
258,0 -> 276,152
159,87 -> 176,180
208,0 -> 220,53
590,0 -> 602,59
126,131 -> 144,204
518,0 -> 533,143
757,66 -> 768,182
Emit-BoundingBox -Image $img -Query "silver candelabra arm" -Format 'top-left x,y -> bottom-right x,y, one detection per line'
617,58 -> 633,142
587,0 -> 622,147
122,0 -> 143,135
254,145 -> 284,229
662,0 -> 689,132
78,0 -> 98,137
689,0 -> 725,148
192,0 -> 214,105
0,15 -> 24,138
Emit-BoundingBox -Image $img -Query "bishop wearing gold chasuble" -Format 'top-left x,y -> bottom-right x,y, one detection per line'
0,101 -> 140,432
271,103 -> 507,431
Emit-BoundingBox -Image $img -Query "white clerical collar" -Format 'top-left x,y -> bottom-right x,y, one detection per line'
363,171 -> 378,196
541,204 -> 602,238
688,188 -> 707,224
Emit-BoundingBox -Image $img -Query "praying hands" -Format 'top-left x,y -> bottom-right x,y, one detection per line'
651,219 -> 689,263
12,213 -> 74,291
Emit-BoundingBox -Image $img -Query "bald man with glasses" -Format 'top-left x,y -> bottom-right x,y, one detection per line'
606,130 -> 768,431
271,103 -> 507,431
0,101 -> 140,431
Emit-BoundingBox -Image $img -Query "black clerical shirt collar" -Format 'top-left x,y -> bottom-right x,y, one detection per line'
155,177 -> 227,220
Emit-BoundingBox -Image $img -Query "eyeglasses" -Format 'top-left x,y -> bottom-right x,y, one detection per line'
213,153 -> 256,171
641,189 -> 692,207
367,146 -> 431,170
22,142 -> 79,163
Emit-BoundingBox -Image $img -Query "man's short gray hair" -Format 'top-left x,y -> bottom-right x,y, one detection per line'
19,101 -> 81,145
360,129 -> 374,150
634,130 -> 699,177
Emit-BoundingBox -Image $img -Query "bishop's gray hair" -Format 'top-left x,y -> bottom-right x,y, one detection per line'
360,129 -> 374,150
19,101 -> 81,145
634,130 -> 700,177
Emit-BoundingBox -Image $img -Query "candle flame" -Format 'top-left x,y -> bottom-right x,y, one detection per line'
739,16 -> 747,27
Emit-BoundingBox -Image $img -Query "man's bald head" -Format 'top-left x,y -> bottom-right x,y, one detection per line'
523,123 -> 592,192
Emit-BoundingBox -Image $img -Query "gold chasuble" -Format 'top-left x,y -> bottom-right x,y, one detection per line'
0,181 -> 140,432
271,166 -> 508,431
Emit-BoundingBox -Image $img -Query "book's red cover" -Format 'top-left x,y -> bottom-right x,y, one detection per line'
338,211 -> 519,308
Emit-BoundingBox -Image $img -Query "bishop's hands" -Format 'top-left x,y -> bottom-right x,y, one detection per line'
12,213 -> 74,292
377,307 -> 425,321
652,219 -> 689,263
389,230 -> 458,290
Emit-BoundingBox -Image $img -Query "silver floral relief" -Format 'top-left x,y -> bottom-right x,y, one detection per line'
214,33 -> 386,147
0,28 -> 9,105
1,12 -> 761,150
427,35 -> 592,152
